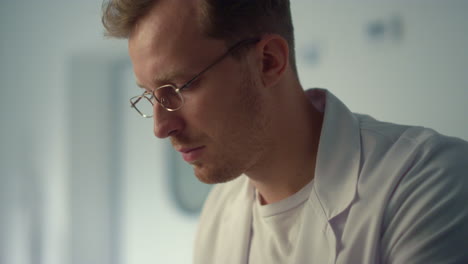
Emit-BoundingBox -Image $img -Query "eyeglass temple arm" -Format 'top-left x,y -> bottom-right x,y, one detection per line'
179,37 -> 261,91
130,95 -> 142,108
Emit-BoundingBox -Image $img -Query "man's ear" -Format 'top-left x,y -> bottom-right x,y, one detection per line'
255,35 -> 289,88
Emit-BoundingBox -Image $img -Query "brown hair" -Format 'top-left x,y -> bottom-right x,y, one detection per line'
102,0 -> 297,73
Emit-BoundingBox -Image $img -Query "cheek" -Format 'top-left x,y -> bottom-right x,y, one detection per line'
178,90 -> 230,139
184,79 -> 243,124
181,61 -> 258,137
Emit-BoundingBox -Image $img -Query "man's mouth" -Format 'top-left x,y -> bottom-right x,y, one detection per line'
177,146 -> 206,163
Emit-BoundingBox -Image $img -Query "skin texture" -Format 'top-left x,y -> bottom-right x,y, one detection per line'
128,0 -> 323,204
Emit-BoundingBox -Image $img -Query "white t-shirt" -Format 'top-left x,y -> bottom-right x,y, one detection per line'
248,180 -> 314,264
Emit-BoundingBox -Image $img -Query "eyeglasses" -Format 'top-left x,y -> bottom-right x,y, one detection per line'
130,37 -> 260,118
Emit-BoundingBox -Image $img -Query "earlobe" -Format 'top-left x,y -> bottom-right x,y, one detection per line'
257,35 -> 289,88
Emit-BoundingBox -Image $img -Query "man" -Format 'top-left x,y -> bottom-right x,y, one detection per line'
101,0 -> 468,263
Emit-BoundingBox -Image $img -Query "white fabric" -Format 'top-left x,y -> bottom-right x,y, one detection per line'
248,180 -> 314,264
193,88 -> 468,264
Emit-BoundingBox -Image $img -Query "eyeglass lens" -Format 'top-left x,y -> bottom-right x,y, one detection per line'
131,95 -> 154,118
132,86 -> 184,117
154,85 -> 183,110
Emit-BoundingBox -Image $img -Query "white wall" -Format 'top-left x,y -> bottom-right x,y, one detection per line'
0,1 -> 467,264
293,1 -> 468,139
0,1 -> 125,264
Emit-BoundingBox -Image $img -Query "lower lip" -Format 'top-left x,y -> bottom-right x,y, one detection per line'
181,147 -> 205,163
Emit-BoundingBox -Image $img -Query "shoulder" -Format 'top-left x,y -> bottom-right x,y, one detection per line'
356,114 -> 468,168
355,115 -> 468,263
357,114 -> 468,213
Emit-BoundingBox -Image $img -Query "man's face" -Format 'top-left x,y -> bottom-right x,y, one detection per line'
128,0 -> 272,184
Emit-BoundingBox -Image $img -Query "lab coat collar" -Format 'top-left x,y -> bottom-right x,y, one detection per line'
306,88 -> 361,220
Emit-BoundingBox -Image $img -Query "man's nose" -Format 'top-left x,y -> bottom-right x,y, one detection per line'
153,104 -> 185,138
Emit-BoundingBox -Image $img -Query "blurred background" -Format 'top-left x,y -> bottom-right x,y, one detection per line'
1,1 -> 467,264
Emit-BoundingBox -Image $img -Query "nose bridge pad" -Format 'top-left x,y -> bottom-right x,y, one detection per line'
152,98 -> 166,118
160,97 -> 169,108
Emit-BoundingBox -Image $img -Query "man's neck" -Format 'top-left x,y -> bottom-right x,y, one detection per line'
246,86 -> 323,205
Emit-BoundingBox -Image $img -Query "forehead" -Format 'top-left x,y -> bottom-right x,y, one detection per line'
128,0 -> 226,87
132,0 -> 201,46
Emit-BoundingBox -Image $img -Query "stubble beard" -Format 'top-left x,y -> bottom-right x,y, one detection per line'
193,68 -> 271,184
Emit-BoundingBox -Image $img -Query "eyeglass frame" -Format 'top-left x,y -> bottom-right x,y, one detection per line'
129,37 -> 261,118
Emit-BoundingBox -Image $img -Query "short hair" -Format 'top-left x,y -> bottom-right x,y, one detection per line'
101,0 -> 297,74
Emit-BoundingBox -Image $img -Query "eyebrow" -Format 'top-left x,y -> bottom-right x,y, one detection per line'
136,69 -> 196,90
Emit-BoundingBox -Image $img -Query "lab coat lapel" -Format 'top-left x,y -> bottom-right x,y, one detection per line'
292,192 -> 337,264
220,177 -> 254,264
309,88 -> 361,220
296,89 -> 361,263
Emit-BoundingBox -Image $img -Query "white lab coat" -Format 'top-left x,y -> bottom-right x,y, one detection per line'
193,89 -> 468,264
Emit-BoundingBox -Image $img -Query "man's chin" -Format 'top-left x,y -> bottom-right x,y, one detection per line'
193,164 -> 242,184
